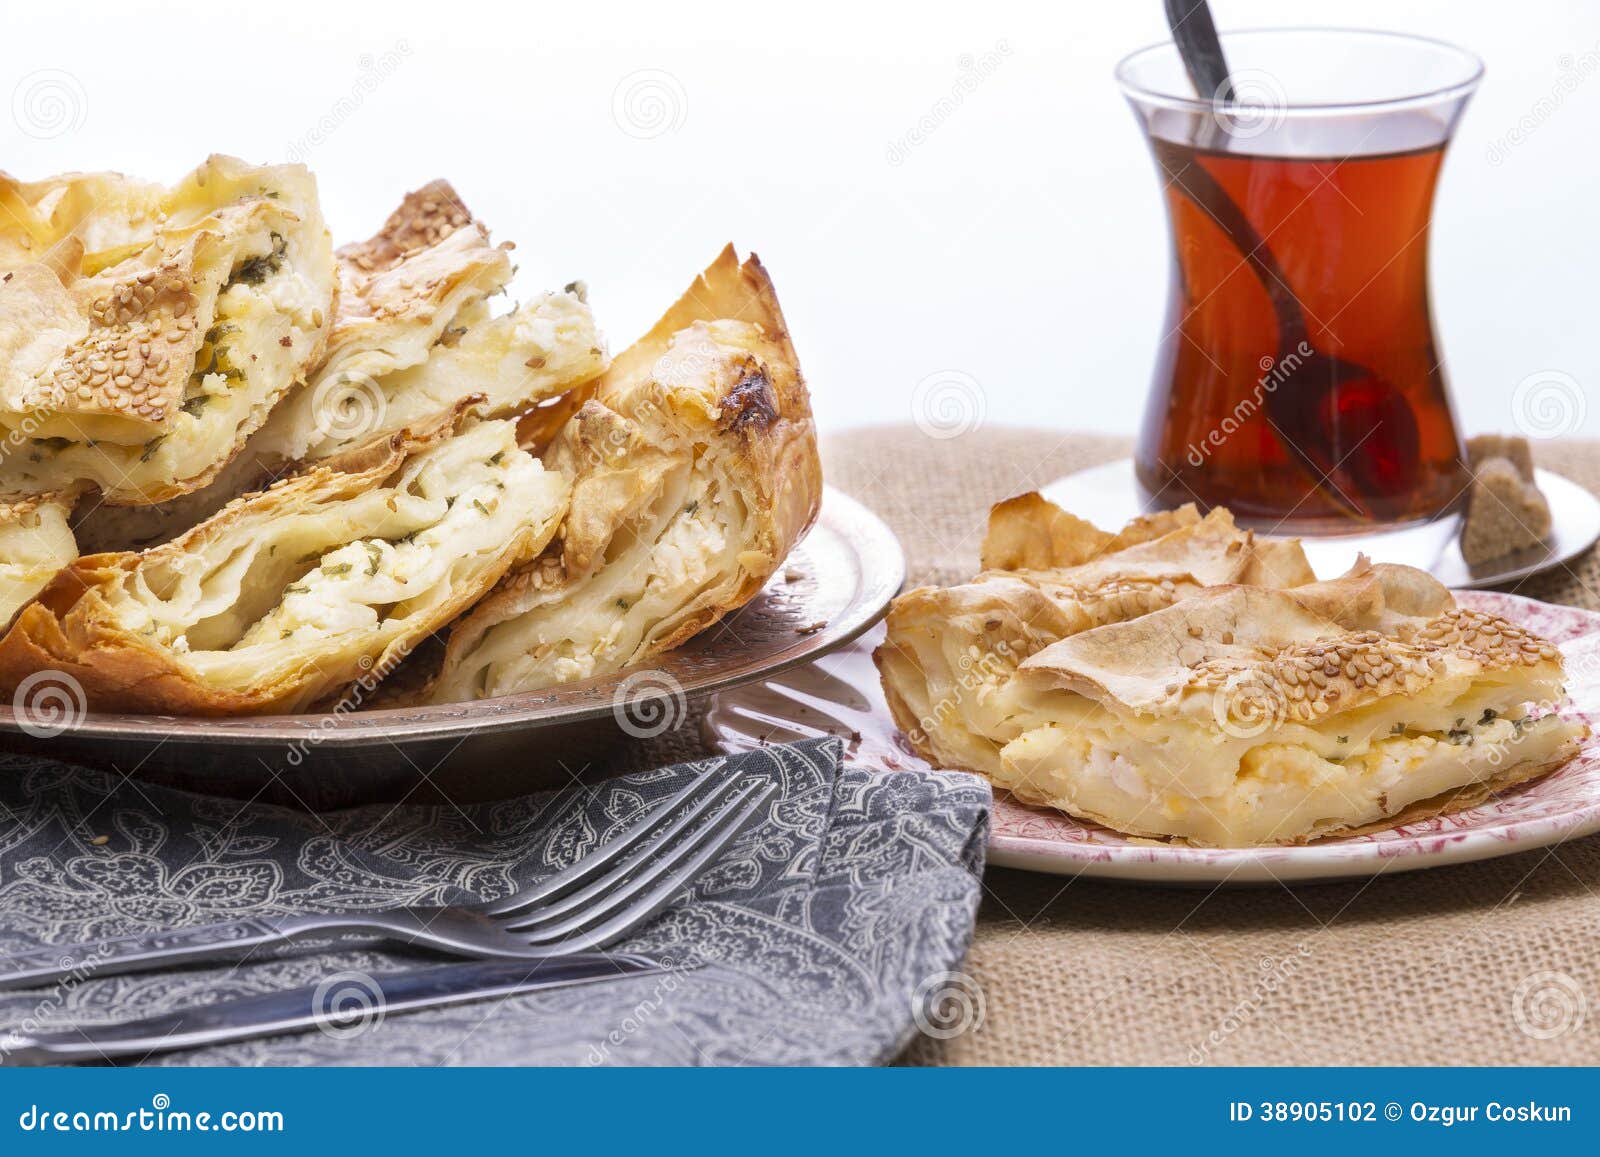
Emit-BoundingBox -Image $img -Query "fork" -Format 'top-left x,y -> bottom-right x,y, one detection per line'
0,767 -> 773,992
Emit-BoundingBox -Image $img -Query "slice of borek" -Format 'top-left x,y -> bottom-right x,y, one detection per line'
72,181 -> 608,553
874,497 -> 1315,778
0,155 -> 336,503
424,245 -> 820,703
997,562 -> 1587,846
0,415 -> 569,714
256,179 -> 609,467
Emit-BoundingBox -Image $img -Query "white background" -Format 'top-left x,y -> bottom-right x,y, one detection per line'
4,0 -> 1597,440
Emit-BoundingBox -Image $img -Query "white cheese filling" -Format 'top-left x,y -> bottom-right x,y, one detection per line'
100,419 -> 566,701
0,497 -> 78,628
438,463 -> 748,699
995,686 -> 1582,846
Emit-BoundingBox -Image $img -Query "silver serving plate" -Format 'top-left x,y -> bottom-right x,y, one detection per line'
1042,458 -> 1600,589
0,486 -> 905,810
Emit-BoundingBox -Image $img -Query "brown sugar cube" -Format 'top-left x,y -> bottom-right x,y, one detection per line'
1466,433 -> 1535,477
1460,440 -> 1553,566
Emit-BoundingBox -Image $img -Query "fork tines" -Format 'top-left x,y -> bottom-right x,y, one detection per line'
481,765 -> 775,952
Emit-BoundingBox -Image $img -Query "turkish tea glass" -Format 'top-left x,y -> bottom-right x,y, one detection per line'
1118,28 -> 1483,533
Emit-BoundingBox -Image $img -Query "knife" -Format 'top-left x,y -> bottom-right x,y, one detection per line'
0,952 -> 666,1065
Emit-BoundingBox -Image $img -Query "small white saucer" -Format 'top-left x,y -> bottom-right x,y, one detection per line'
1041,459 -> 1600,588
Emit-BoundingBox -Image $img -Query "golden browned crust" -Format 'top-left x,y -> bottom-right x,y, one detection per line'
337,180 -> 474,275
0,404 -> 565,716
323,185 -> 504,344
4,246 -> 201,429
255,177 -> 593,472
426,245 -> 821,702
980,494 -> 1202,572
0,488 -> 81,522
925,544 -> 1585,846
0,431 -> 422,715
875,502 -> 1314,773
1024,562 -> 1552,718
72,182 -> 603,554
0,155 -> 336,505
878,498 -> 1335,789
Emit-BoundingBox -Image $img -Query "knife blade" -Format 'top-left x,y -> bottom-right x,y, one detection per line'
0,952 -> 666,1065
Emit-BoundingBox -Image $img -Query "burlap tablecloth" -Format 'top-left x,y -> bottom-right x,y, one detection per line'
807,427 -> 1600,1066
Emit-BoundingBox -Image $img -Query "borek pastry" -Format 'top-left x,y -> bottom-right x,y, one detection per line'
996,561 -> 1584,845
74,181 -> 606,552
0,413 -> 569,714
0,155 -> 335,503
256,179 -> 607,468
876,497 -> 1316,776
425,244 -> 820,702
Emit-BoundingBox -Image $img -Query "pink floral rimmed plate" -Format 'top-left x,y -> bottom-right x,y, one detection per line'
702,592 -> 1600,886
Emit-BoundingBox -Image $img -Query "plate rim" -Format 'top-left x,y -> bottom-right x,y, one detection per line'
0,485 -> 905,747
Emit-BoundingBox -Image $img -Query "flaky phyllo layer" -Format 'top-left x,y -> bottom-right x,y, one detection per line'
0,491 -> 79,631
0,156 -> 335,503
0,417 -> 568,714
0,168 -> 820,717
73,181 -> 608,554
875,499 -> 1316,777
253,180 -> 607,468
1003,567 -> 1583,846
426,247 -> 820,703
876,500 -> 1587,846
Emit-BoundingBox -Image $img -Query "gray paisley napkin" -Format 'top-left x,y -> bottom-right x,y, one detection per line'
0,737 -> 990,1065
